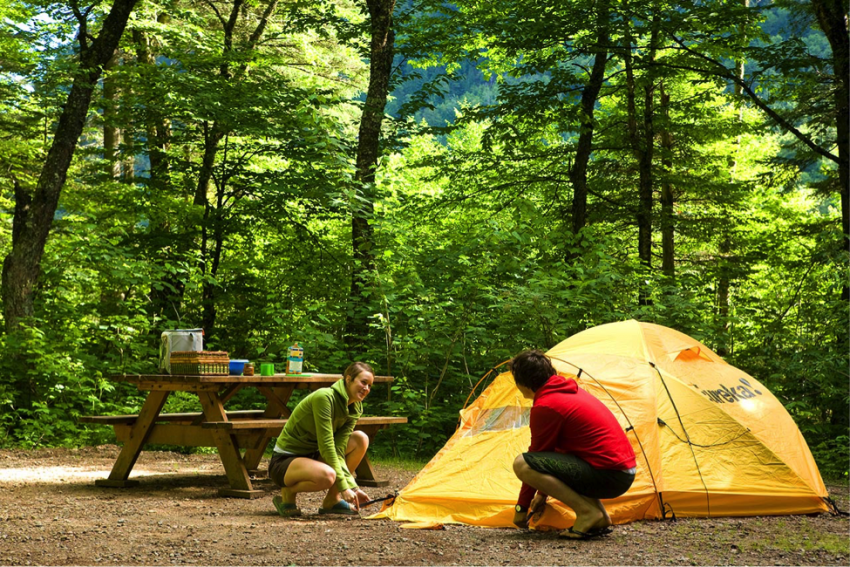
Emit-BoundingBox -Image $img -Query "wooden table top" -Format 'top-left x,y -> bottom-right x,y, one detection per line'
109,373 -> 395,384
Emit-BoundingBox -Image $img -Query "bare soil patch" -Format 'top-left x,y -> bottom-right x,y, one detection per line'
0,446 -> 847,566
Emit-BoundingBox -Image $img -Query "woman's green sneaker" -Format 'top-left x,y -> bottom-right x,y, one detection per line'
273,495 -> 302,518
318,500 -> 359,516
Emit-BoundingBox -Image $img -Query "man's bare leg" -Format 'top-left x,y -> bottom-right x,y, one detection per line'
513,454 -> 610,534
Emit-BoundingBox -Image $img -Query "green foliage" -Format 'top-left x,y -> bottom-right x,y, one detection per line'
0,0 -> 845,481
811,436 -> 850,481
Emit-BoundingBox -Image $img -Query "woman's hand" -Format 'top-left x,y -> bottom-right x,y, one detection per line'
341,488 -> 359,510
354,488 -> 371,508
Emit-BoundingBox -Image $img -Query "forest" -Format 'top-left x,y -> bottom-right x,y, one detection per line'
0,0 -> 847,478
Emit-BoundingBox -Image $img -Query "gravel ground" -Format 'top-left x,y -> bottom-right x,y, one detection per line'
0,445 -> 847,566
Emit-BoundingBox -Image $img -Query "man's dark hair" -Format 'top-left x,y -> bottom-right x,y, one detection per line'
509,349 -> 556,392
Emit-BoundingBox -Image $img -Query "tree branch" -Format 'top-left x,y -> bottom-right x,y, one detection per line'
246,0 -> 280,51
668,34 -> 841,164
202,0 -> 228,29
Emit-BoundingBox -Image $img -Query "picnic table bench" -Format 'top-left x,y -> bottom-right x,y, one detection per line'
80,373 -> 407,498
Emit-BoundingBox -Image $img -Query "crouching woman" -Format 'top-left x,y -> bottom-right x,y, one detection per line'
510,350 -> 636,539
268,362 -> 373,517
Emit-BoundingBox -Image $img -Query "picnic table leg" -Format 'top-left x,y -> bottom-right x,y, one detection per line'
243,385 -> 295,474
354,424 -> 389,488
95,390 -> 170,488
199,391 -> 264,499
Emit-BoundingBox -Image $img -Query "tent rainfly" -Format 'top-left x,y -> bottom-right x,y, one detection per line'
372,320 -> 833,529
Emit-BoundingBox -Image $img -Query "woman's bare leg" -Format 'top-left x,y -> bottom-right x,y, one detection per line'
322,431 -> 369,508
280,458 -> 336,504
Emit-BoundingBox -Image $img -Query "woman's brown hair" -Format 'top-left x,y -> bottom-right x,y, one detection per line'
344,361 -> 374,383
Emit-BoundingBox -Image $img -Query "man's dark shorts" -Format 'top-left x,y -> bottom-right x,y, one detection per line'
523,451 -> 635,499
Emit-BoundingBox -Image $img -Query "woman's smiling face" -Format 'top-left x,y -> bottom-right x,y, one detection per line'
346,371 -> 374,403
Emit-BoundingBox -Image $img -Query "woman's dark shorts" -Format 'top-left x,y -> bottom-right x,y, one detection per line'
268,451 -> 320,487
523,452 -> 635,499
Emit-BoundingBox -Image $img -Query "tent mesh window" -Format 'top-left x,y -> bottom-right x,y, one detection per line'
463,406 -> 530,437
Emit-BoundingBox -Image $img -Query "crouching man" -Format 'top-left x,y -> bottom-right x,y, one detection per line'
510,350 -> 636,540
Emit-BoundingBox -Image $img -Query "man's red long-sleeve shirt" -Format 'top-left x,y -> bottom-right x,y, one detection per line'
517,375 -> 637,507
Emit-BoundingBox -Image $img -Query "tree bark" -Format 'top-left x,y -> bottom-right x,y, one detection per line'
717,0 -> 749,356
1,0 -> 140,333
344,0 -> 396,353
102,49 -> 121,178
623,7 -> 658,306
133,25 -> 185,322
192,0 -> 279,338
121,93 -> 135,181
194,124 -> 226,208
133,28 -> 171,193
810,0 -> 849,302
568,0 -> 610,241
202,186 -> 226,337
659,81 -> 675,278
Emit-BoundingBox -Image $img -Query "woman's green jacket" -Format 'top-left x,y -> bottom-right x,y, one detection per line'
274,379 -> 361,491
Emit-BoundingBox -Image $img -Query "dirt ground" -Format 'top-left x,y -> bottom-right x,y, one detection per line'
0,446 -> 847,566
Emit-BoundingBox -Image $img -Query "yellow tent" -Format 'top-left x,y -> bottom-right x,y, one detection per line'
372,320 -> 830,528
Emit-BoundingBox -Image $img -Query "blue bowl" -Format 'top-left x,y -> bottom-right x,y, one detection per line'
229,359 -> 250,375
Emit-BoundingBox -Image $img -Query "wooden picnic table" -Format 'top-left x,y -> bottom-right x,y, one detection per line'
80,373 -> 406,499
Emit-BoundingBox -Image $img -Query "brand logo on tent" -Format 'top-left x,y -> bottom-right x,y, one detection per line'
701,378 -> 763,404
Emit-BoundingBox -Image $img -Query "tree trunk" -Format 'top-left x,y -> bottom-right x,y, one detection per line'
623,8 -> 657,306
717,1 -> 749,356
1,0 -> 140,333
202,189 -> 225,339
190,1 -> 279,335
344,0 -> 396,354
716,234 -> 732,355
659,81 -> 674,278
102,49 -> 121,178
193,124 -> 225,208
194,121 -> 225,333
133,28 -> 171,192
568,0 -> 610,242
810,0 -> 849,302
638,78 -> 655,279
121,93 -> 135,181
134,25 -> 184,322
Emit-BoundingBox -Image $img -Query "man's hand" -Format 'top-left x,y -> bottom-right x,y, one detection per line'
529,493 -> 547,522
513,510 -> 529,529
